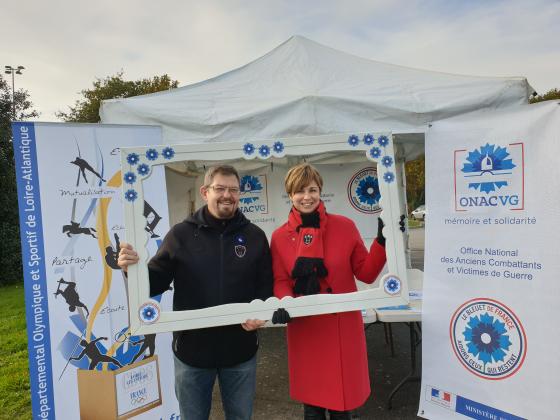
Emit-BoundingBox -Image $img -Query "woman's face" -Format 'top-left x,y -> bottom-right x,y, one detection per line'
290,181 -> 321,214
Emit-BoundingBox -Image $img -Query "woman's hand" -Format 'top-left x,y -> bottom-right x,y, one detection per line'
241,319 -> 266,331
118,242 -> 139,273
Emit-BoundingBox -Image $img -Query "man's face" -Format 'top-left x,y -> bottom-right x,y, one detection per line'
200,173 -> 240,219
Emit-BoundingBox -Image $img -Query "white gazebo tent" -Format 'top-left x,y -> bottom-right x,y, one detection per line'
100,35 -> 533,159
100,35 -> 533,230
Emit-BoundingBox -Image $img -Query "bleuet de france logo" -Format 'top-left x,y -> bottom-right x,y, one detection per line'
454,143 -> 524,212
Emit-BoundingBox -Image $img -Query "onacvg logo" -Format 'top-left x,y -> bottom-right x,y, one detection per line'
239,175 -> 268,214
454,143 -> 524,211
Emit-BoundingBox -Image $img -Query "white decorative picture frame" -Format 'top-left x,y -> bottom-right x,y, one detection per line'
121,132 -> 409,334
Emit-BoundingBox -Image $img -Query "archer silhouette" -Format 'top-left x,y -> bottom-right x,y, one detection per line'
62,221 -> 97,239
105,233 -> 121,269
70,337 -> 123,370
70,156 -> 106,183
130,334 -> 157,364
54,278 -> 90,317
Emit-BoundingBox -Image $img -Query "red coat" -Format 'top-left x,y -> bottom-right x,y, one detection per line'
271,212 -> 386,411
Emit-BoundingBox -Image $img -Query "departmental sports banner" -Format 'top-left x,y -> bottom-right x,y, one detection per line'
12,122 -> 179,419
419,102 -> 560,419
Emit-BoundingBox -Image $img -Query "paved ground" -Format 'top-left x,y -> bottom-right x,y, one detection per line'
210,229 -> 425,420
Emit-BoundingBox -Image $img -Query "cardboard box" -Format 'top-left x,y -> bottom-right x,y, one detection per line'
77,356 -> 162,419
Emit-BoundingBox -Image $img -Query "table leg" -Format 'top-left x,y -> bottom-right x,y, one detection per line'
386,322 -> 421,410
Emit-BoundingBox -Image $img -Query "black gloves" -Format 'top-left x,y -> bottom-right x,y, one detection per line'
376,217 -> 386,247
271,308 -> 292,324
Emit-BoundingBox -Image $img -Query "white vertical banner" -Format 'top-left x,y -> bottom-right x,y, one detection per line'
419,102 -> 560,419
13,122 -> 179,419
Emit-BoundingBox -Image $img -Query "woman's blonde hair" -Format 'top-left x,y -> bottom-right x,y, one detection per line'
284,163 -> 323,195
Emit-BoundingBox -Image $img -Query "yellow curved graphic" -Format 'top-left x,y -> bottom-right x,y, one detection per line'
86,170 -> 129,367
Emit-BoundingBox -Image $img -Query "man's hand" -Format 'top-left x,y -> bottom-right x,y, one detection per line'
118,242 -> 139,273
241,319 -> 266,331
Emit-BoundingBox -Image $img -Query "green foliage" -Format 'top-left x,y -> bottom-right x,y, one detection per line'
405,155 -> 425,212
0,284 -> 31,419
56,71 -> 179,123
529,88 -> 560,104
0,75 -> 39,286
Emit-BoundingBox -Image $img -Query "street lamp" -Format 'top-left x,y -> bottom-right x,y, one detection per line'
5,65 -> 25,119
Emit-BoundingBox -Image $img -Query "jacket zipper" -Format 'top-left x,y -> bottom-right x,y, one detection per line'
219,233 -> 224,304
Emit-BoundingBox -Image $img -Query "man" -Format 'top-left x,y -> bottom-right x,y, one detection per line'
118,165 -> 272,420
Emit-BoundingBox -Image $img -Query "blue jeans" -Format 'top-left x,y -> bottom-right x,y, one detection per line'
174,354 -> 257,420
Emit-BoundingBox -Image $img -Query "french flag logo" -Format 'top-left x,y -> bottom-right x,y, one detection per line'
431,387 -> 452,407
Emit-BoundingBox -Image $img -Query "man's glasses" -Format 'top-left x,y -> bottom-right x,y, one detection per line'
207,185 -> 241,195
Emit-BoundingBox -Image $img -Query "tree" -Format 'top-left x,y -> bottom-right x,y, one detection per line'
530,88 -> 560,104
56,72 -> 179,123
1,75 -> 40,285
405,155 -> 425,213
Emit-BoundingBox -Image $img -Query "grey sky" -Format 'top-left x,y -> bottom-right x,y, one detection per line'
2,0 -> 559,120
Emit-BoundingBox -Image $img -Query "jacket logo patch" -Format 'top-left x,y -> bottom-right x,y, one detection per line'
235,245 -> 247,258
303,234 -> 313,245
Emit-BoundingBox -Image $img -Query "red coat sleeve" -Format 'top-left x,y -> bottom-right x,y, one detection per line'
349,222 -> 387,284
271,230 -> 295,298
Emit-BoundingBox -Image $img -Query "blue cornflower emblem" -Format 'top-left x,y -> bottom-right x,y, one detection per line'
124,189 -> 138,202
463,313 -> 511,365
273,141 -> 285,153
462,143 -> 516,194
347,135 -> 360,147
369,147 -> 381,159
383,172 -> 395,183
381,156 -> 393,168
258,145 -> 270,157
162,147 -> 175,159
363,134 -> 375,145
378,135 -> 390,147
243,143 -> 255,155
123,171 -> 136,184
139,303 -> 160,324
146,148 -> 159,161
137,163 -> 150,176
355,176 -> 380,205
234,234 -> 246,245
384,276 -> 401,295
126,153 -> 140,165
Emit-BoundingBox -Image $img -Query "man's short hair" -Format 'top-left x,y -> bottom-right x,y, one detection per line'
203,165 -> 240,186
284,163 -> 323,195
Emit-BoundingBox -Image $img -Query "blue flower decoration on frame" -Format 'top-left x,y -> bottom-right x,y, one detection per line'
258,144 -> 270,157
126,153 -> 140,165
146,148 -> 159,161
123,171 -> 136,184
378,135 -> 390,147
348,134 -> 360,147
137,163 -> 150,176
139,303 -> 160,324
463,313 -> 511,364
381,156 -> 393,168
369,147 -> 381,159
273,141 -> 285,153
383,172 -> 395,183
124,189 -> 138,202
384,276 -> 401,295
363,134 -> 375,145
162,147 -> 175,160
243,143 -> 255,156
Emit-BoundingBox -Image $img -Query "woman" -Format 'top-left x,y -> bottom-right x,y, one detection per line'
270,163 -> 386,420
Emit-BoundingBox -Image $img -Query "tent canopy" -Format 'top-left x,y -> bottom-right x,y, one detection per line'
100,36 -> 533,159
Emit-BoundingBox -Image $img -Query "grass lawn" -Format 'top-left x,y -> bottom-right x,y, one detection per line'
0,284 -> 31,419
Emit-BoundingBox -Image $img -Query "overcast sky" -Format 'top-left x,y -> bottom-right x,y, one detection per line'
2,0 -> 559,121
